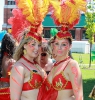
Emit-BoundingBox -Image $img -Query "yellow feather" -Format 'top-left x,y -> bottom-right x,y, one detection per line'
17,0 -> 34,23
17,0 -> 49,25
65,0 -> 87,24
49,0 -> 61,23
50,0 -> 87,26
40,0 -> 49,19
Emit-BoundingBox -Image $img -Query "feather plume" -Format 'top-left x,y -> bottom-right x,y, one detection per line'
50,0 -> 87,28
8,9 -> 30,42
16,0 -> 49,25
8,0 -> 49,42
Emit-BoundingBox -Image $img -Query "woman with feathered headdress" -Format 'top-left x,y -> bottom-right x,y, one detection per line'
0,0 -> 49,100
41,0 -> 87,100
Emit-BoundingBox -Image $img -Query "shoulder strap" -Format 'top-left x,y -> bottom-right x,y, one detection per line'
55,59 -> 71,74
19,62 -> 40,71
20,62 -> 31,71
63,60 -> 71,71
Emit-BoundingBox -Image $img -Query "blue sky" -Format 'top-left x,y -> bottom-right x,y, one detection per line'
0,0 -> 4,30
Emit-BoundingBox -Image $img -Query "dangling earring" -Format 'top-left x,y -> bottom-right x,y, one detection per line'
23,49 -> 27,55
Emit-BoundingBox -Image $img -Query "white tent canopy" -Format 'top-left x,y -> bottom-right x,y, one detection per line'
71,41 -> 90,53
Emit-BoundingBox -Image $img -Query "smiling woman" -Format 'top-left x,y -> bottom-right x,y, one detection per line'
39,43 -> 53,75
40,0 -> 87,100
7,0 -> 49,100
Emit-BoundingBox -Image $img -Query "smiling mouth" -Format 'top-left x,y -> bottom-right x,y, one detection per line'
57,50 -> 62,54
33,52 -> 38,55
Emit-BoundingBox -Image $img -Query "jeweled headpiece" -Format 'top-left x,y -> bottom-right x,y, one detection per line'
50,0 -> 87,39
8,0 -> 49,42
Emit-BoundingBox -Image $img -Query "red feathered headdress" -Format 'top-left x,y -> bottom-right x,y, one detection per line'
8,0 -> 49,42
49,0 -> 87,39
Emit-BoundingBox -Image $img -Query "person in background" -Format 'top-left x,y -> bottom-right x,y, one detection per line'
41,0 -> 86,100
8,0 -> 49,100
0,30 -> 7,77
39,42 -> 53,75
0,33 -> 16,100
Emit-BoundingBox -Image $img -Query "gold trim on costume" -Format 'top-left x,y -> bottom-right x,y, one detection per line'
0,87 -> 10,95
28,71 -> 42,89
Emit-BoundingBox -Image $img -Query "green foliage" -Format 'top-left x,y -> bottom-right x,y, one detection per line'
81,69 -> 95,100
72,53 -> 95,64
85,1 -> 95,43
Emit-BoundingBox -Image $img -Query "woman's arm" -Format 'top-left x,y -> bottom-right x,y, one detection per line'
10,64 -> 24,100
68,60 -> 83,100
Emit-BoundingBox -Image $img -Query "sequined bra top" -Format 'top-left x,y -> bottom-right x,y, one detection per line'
45,58 -> 72,91
20,57 -> 44,91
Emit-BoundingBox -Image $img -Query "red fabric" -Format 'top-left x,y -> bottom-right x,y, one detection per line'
27,31 -> 42,43
52,58 -> 72,90
42,87 -> 58,100
52,74 -> 72,90
0,87 -> 10,100
22,73 -> 43,91
38,74 -> 72,100
20,62 -> 44,91
4,52 -> 8,56
38,79 -> 58,100
0,77 -> 9,82
0,60 -> 11,100
8,9 -> 30,42
38,59 -> 72,100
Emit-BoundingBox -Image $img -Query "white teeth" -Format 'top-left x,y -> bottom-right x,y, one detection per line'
34,52 -> 38,54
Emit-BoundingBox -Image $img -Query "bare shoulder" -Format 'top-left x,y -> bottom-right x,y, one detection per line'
68,59 -> 80,70
66,59 -> 82,77
69,59 -> 79,66
11,60 -> 25,71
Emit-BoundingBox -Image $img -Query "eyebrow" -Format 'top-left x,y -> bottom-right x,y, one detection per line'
54,41 -> 67,44
61,42 -> 68,44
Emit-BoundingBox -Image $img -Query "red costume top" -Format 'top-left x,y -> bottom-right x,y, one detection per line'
0,56 -> 45,100
40,57 -> 72,100
20,62 -> 44,91
45,59 -> 72,91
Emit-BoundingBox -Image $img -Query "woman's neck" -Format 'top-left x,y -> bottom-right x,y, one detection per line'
56,55 -> 69,62
40,63 -> 46,68
23,55 -> 34,63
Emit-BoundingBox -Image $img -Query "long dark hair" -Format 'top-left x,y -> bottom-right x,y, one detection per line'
0,33 -> 16,77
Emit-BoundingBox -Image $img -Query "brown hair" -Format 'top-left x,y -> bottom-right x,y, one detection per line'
48,36 -> 73,59
13,29 -> 33,61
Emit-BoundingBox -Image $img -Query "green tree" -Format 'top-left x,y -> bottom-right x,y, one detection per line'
85,0 -> 95,67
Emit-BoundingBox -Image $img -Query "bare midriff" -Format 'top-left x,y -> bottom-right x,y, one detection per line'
57,90 -> 75,100
21,89 -> 39,100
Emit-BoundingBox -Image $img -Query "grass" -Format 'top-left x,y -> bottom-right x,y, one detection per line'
72,53 -> 95,64
81,69 -> 95,100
